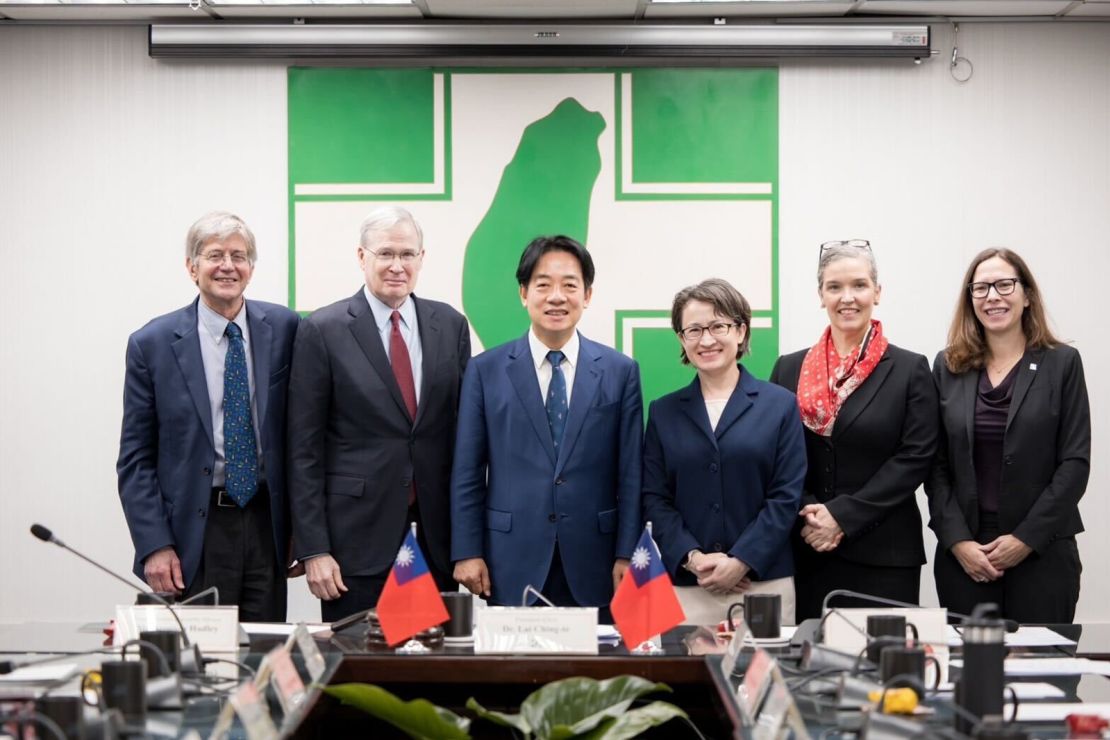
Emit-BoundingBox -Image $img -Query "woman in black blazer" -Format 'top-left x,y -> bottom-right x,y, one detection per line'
927,248 -> 1090,623
770,241 -> 938,621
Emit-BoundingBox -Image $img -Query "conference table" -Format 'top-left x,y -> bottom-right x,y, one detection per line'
2,620 -> 1109,739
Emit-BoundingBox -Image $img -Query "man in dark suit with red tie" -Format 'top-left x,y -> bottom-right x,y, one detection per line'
287,206 -> 471,620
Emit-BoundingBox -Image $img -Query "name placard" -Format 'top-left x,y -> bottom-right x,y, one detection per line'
474,607 -> 598,654
114,605 -> 239,652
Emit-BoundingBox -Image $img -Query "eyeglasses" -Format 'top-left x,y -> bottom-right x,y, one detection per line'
199,250 -> 251,266
678,321 -> 737,342
968,278 -> 1021,299
820,239 -> 871,253
365,248 -> 422,265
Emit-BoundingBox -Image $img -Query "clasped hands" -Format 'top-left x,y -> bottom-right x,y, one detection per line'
799,503 -> 844,552
951,535 -> 1031,583
687,551 -> 752,596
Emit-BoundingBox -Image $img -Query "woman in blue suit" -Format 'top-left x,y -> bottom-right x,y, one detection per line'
643,279 -> 807,626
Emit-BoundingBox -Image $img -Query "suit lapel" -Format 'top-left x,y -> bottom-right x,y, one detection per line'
413,296 -> 438,430
832,352 -> 893,438
1005,349 -> 1043,433
171,299 -> 214,447
246,300 -> 272,430
556,335 -> 602,472
679,379 -> 717,448
347,291 -> 412,423
960,367 -> 977,452
506,337 -> 557,466
714,368 -> 756,440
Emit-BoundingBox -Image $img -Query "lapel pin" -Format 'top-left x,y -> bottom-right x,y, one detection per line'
1029,363 -> 1037,371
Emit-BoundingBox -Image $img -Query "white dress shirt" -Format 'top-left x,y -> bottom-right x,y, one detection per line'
363,286 -> 423,405
527,329 -> 579,407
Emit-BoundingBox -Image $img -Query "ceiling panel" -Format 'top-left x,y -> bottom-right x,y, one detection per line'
0,3 -> 201,19
858,0 -> 1077,14
645,1 -> 856,17
1065,0 -> 1110,15
424,0 -> 642,19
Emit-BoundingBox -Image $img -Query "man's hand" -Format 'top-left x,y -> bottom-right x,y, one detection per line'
799,504 -> 844,552
305,555 -> 348,601
612,558 -> 630,593
144,547 -> 184,594
981,535 -> 1032,571
454,558 -> 491,598
950,540 -> 1003,582
695,555 -> 751,595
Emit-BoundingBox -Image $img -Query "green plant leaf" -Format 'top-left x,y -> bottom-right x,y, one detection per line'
578,702 -> 690,740
324,683 -> 471,740
466,696 -> 532,736
519,675 -> 672,740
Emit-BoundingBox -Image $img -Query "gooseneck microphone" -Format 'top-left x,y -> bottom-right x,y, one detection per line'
821,589 -> 1020,633
29,523 -> 202,675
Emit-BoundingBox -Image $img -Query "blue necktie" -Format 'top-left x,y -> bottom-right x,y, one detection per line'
546,350 -> 568,454
223,322 -> 258,507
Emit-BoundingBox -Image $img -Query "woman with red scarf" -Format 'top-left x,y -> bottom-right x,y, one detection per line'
770,241 -> 938,621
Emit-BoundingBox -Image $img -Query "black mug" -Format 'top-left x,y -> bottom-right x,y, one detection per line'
139,630 -> 181,677
35,695 -> 86,740
866,614 -> 919,664
879,646 -> 940,698
441,592 -> 473,639
743,593 -> 781,639
99,660 -> 146,728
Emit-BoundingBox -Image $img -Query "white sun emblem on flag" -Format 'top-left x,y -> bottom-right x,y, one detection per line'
631,546 -> 651,570
396,544 -> 414,568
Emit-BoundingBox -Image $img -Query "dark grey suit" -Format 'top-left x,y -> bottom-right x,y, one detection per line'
287,290 -> 470,619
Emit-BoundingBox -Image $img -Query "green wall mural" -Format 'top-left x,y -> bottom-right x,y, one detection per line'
288,68 -> 778,415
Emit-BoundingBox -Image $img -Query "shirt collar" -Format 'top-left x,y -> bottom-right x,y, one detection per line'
528,328 -> 579,372
363,286 -> 417,332
198,298 -> 248,343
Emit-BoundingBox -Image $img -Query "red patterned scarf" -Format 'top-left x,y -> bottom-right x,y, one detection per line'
796,320 -> 889,436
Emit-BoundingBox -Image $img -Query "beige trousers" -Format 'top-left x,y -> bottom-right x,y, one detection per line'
676,576 -> 796,628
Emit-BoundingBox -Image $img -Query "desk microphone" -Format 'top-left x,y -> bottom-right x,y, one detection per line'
29,523 -> 202,676
821,589 -> 1020,633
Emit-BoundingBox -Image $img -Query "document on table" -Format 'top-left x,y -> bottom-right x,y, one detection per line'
241,622 -> 332,636
0,663 -> 79,683
946,625 -> 1076,647
1001,658 -> 1110,676
1009,702 -> 1110,722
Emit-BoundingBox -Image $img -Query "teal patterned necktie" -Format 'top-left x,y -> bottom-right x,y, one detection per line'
546,350 -> 568,454
223,322 -> 258,506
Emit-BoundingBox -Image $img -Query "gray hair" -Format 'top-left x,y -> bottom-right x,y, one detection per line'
359,206 -> 424,251
185,211 -> 257,264
817,243 -> 879,288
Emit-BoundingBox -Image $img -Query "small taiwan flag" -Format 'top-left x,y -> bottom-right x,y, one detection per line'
610,526 -> 685,649
376,527 -> 449,646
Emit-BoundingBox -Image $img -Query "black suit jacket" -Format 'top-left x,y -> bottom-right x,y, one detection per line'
770,344 -> 938,567
287,291 -> 470,577
925,345 -> 1090,554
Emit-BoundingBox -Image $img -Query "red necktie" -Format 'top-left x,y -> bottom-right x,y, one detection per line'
390,311 -> 418,506
389,310 -> 418,420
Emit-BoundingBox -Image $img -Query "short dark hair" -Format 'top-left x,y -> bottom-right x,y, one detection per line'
515,235 -> 596,289
670,278 -> 752,365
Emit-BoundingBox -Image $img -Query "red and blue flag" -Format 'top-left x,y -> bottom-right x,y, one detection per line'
610,526 -> 685,648
376,528 -> 449,646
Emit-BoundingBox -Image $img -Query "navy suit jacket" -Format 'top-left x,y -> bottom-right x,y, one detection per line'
117,298 -> 299,586
286,291 -> 470,578
642,368 -> 807,584
450,332 -> 643,607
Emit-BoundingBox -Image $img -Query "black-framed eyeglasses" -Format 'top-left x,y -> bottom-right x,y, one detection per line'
968,278 -> 1021,299
820,239 -> 871,254
678,321 -> 737,342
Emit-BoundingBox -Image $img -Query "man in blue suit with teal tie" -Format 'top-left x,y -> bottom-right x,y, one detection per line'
117,212 -> 299,621
451,236 -> 643,610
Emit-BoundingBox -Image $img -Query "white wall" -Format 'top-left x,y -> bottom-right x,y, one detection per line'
1,23 -> 1106,624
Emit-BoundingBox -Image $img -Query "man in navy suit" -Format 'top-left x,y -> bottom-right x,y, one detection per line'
117,212 -> 300,621
451,235 -> 643,610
